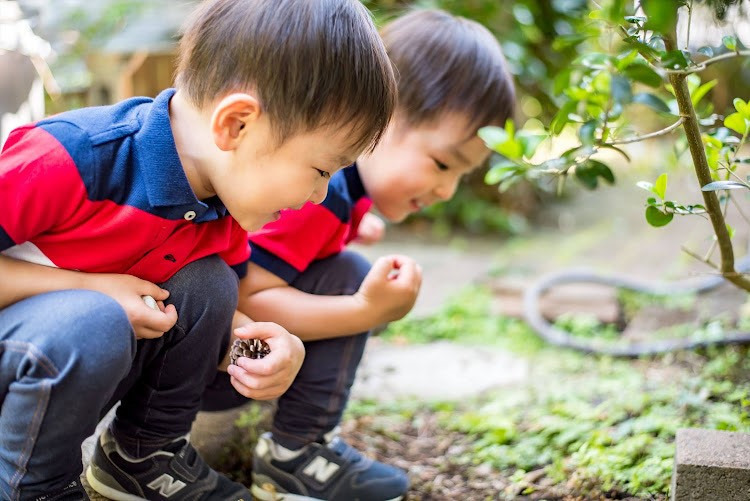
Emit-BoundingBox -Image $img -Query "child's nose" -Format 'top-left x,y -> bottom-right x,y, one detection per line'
309,181 -> 330,205
435,177 -> 460,201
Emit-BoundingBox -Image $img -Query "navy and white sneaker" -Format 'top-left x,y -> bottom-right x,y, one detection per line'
86,427 -> 251,501
251,431 -> 409,501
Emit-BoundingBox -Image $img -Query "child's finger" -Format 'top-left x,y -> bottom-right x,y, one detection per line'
141,303 -> 178,333
234,321 -> 279,340
141,281 -> 170,301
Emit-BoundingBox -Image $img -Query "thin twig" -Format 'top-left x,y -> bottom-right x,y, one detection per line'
682,245 -> 719,269
605,117 -> 686,145
730,194 -> 750,226
662,50 -> 750,75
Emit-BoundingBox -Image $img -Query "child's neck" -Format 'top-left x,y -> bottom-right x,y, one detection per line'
169,90 -> 218,201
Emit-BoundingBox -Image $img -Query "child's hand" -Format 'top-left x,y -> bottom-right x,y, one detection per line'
355,254 -> 422,323
355,212 -> 386,245
83,274 -> 178,339
227,321 -> 305,400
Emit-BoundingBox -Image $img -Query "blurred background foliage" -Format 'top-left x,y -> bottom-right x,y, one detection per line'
22,0 -> 750,237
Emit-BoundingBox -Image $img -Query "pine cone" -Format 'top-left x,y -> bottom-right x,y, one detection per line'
229,338 -> 271,365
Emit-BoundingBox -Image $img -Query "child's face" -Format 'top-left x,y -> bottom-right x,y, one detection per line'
358,112 -> 491,223
215,118 -> 358,231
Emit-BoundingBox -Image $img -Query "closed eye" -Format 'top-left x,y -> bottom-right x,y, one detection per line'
433,159 -> 449,171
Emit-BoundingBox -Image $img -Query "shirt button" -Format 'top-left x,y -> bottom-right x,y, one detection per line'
184,210 -> 196,221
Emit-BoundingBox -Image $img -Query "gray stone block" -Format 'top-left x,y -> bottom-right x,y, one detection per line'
672,428 -> 750,501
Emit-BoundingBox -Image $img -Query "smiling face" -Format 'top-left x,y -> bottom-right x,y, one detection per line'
217,118 -> 357,231
200,93 -> 359,231
357,112 -> 492,223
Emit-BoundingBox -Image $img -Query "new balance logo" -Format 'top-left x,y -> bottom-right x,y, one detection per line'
147,473 -> 187,497
302,456 -> 340,483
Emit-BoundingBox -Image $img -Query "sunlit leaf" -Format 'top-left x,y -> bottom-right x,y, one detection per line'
723,35 -> 738,51
691,80 -> 718,107
654,173 -> 668,199
724,112 -> 749,135
637,181 -> 654,192
701,180 -> 749,191
734,98 -> 750,118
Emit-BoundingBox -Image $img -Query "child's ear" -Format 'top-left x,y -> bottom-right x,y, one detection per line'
210,93 -> 262,151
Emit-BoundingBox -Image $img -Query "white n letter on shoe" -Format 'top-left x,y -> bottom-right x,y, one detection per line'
147,474 -> 187,497
302,457 -> 340,483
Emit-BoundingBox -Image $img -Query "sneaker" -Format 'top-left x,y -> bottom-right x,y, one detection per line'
85,428 -> 251,501
32,479 -> 90,501
251,431 -> 409,501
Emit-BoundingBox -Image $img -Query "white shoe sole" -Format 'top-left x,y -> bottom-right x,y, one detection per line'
85,466 -> 147,501
251,482 -> 402,501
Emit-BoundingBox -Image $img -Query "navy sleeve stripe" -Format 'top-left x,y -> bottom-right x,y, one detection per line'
0,225 -> 15,252
231,260 -> 248,280
249,243 -> 300,283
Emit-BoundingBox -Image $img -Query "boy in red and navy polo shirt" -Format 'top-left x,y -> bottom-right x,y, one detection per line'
201,9 -> 516,501
0,0 -> 395,499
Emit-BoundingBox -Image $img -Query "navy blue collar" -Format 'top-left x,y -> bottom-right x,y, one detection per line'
345,163 -> 368,201
136,88 -> 227,221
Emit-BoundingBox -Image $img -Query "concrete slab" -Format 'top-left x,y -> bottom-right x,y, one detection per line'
351,340 -> 529,402
672,428 -> 750,501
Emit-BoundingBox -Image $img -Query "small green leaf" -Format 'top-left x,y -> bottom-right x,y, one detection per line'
661,50 -> 689,69
551,101 -> 576,135
637,181 -> 654,192
616,50 -> 639,71
623,64 -> 662,88
727,222 -> 736,239
645,206 -> 673,227
632,92 -> 671,113
575,164 -> 599,189
691,80 -> 718,107
723,35 -> 738,51
654,173 -> 668,199
701,180 -> 750,191
734,98 -> 750,118
478,126 -> 508,150
641,0 -> 678,34
579,120 -> 598,146
725,112 -> 749,135
610,75 -> 633,104
589,160 -> 615,184
485,162 -> 519,184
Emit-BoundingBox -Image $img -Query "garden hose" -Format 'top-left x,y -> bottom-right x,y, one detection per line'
523,255 -> 750,356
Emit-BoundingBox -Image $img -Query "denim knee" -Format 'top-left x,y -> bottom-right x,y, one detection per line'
161,255 -> 239,329
32,290 -> 135,388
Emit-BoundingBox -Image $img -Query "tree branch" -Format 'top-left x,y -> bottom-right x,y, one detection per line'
605,117 -> 685,145
669,71 -> 750,291
663,50 -> 750,75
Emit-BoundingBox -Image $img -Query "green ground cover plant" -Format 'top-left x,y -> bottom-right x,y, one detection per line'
367,287 -> 750,498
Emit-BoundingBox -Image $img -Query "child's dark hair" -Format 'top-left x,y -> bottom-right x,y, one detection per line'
176,0 -> 396,152
381,9 -> 515,132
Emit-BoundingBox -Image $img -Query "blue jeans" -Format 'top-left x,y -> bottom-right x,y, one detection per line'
0,256 -> 237,500
202,251 -> 371,450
